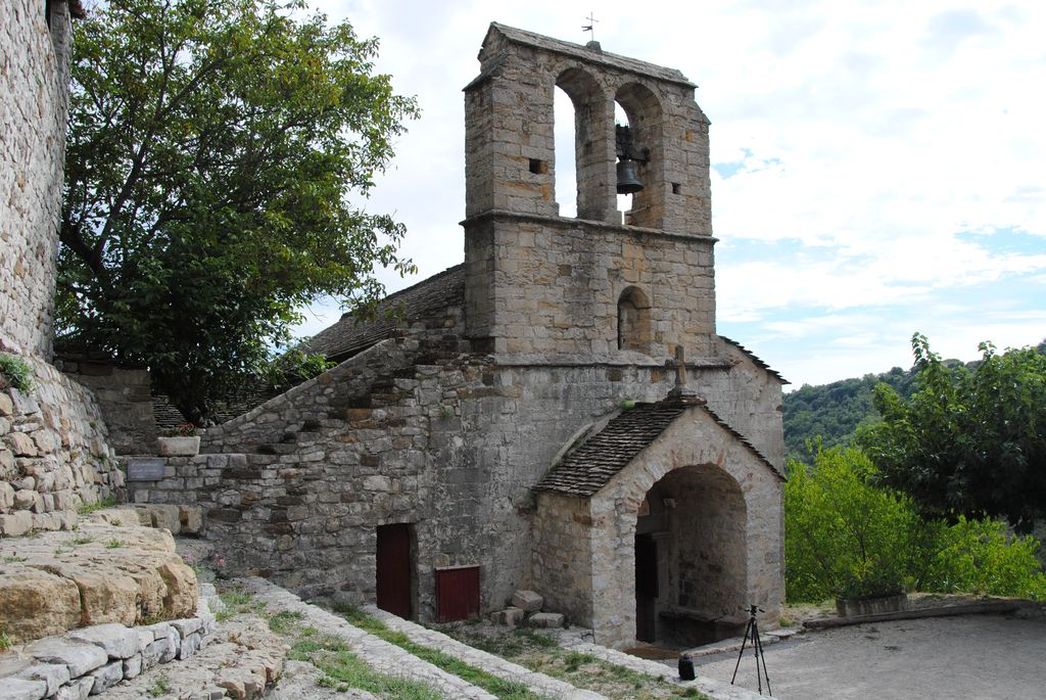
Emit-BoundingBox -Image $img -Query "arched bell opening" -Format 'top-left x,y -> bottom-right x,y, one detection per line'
556,68 -> 615,222
615,83 -> 664,229
634,464 -> 748,646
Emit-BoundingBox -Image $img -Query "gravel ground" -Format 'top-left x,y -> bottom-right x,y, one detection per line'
690,614 -> 1046,699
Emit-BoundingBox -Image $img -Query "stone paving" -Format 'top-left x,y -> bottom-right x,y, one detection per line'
366,604 -> 605,700
240,577 -> 496,699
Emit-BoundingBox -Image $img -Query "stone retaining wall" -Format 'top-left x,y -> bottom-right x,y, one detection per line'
1,592 -> 218,699
1,357 -> 123,536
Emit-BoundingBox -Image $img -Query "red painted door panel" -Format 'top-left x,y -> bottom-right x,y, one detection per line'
376,524 -> 412,618
435,565 -> 480,622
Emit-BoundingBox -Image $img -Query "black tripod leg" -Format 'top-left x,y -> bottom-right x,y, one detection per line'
751,622 -> 762,694
730,618 -> 752,685
753,621 -> 773,697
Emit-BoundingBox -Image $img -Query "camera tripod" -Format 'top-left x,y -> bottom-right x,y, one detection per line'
730,604 -> 773,696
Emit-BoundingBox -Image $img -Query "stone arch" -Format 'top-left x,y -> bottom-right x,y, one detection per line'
635,465 -> 748,645
617,285 -> 651,353
555,67 -> 615,222
614,82 -> 665,228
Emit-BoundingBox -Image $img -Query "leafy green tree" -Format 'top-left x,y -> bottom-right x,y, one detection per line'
785,446 -> 919,602
858,334 -> 1046,530
59,0 -> 418,421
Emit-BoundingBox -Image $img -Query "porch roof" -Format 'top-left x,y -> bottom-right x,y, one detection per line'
536,400 -> 781,497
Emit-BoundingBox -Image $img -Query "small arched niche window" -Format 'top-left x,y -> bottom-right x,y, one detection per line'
617,286 -> 651,352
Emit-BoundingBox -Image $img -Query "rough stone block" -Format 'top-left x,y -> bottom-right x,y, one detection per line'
0,568 -> 81,642
6,432 -> 37,457
142,638 -> 168,669
122,652 -> 143,680
87,659 -> 123,695
491,606 -> 526,627
68,623 -> 140,659
26,638 -> 107,677
511,589 -> 544,612
180,505 -> 203,534
54,677 -> 93,700
178,631 -> 201,660
0,511 -> 33,537
0,678 -> 47,700
527,612 -> 565,628
15,662 -> 70,696
171,617 -> 203,638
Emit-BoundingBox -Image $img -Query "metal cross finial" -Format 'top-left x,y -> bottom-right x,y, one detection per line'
582,12 -> 598,41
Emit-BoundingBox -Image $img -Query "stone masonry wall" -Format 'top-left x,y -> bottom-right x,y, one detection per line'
0,356 -> 124,536
55,356 -> 158,455
126,323 -> 781,624
1,0 -> 71,359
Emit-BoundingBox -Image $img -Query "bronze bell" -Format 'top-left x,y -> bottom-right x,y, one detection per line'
616,159 -> 644,194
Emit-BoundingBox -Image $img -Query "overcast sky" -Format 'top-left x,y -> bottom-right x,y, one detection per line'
295,0 -> 1046,388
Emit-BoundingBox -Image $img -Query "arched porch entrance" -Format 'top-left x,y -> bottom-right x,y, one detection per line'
634,464 -> 747,646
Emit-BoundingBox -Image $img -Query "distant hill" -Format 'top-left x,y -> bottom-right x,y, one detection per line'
783,367 -> 916,459
783,340 -> 1046,461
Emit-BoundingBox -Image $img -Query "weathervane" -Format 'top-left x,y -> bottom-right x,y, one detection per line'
582,12 -> 598,41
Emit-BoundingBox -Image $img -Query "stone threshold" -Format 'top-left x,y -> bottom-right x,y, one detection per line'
365,604 -> 605,700
802,598 -> 1031,631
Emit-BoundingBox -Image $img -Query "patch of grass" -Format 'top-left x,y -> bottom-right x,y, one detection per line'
72,535 -> 94,545
147,672 -> 170,697
268,610 -> 304,634
105,538 -> 123,549
76,495 -> 118,515
0,629 -> 11,651
214,583 -> 266,622
288,633 -> 441,699
0,353 -> 34,392
334,606 -> 542,700
2,555 -> 27,564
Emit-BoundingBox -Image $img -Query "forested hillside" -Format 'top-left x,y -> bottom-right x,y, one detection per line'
783,367 -> 916,457
783,340 -> 1046,459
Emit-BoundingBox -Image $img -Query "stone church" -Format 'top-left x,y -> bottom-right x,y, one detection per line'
1,9 -> 785,652
181,23 -> 785,649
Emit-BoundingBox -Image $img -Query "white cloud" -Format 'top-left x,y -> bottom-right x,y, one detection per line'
296,0 -> 1046,385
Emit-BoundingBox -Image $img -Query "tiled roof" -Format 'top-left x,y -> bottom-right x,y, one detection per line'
304,265 -> 465,362
536,402 -> 687,497
719,336 -> 788,384
536,399 -> 784,496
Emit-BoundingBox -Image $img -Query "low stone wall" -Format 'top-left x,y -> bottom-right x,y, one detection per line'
1,356 -> 122,536
0,590 -> 218,699
54,356 -> 157,456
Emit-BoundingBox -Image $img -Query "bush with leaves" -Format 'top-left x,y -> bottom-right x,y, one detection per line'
786,445 -> 1046,602
785,445 -> 919,602
0,354 -> 34,393
257,348 -> 334,394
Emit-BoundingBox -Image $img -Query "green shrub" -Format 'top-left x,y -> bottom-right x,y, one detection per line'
0,353 -> 33,392
786,445 -> 1046,602
785,445 -> 919,602
919,516 -> 1046,599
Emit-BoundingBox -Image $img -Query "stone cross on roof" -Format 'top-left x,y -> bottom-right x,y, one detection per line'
668,345 -> 704,405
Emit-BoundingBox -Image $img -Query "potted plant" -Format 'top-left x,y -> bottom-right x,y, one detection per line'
835,560 -> 909,617
157,422 -> 201,456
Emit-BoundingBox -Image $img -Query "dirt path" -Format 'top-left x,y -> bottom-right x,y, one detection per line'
690,615 -> 1046,699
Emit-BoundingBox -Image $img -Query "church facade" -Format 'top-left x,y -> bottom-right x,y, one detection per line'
131,23 -> 786,649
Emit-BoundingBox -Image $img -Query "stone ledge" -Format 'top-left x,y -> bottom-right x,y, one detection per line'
0,511 -> 197,644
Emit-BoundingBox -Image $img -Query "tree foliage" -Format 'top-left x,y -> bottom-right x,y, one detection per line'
59,0 -> 418,421
858,334 -> 1046,529
785,445 -> 1046,603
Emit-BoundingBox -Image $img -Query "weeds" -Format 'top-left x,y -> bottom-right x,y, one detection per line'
147,673 -> 170,697
77,496 -> 118,515
0,353 -> 33,392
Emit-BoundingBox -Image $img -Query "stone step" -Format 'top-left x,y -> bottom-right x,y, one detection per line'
365,605 -> 605,700
240,577 -> 497,700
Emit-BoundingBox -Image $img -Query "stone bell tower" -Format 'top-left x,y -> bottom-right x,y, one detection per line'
462,24 -> 717,362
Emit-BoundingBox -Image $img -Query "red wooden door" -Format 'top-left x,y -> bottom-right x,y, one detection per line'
376,524 -> 412,618
435,565 -> 480,622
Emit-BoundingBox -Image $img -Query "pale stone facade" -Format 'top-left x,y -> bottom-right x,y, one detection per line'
0,1 -> 121,530
0,0 -> 73,359
126,23 -> 786,650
